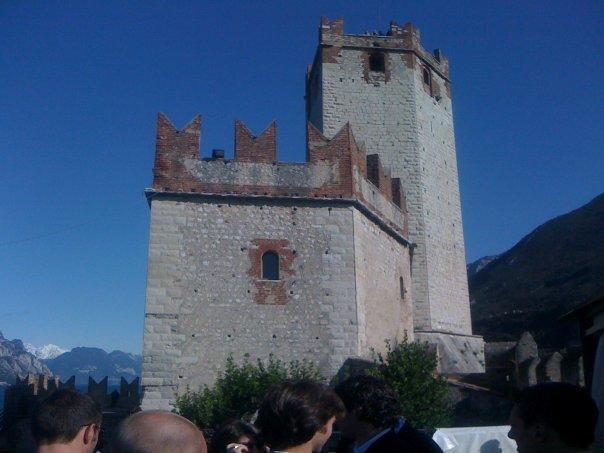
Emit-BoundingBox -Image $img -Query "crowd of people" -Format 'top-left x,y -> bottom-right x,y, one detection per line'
30,376 -> 598,453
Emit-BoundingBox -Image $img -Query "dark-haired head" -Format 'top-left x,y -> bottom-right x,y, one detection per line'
334,375 -> 400,429
210,419 -> 264,453
256,380 -> 345,451
508,382 -> 598,452
31,388 -> 102,449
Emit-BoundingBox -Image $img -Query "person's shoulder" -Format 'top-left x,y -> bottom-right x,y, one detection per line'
397,424 -> 442,453
366,424 -> 442,453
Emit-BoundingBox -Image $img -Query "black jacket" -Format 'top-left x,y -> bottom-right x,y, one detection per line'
361,423 -> 442,453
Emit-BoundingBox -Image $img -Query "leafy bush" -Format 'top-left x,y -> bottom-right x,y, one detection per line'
369,337 -> 452,429
175,354 -> 323,429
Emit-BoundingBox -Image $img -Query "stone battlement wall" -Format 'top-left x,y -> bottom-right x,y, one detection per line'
151,113 -> 409,237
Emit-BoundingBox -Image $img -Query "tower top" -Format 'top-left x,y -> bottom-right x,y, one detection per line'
318,17 -> 449,79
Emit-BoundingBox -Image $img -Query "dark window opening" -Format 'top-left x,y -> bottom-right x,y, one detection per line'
262,251 -> 279,280
369,53 -> 385,72
400,277 -> 406,299
423,67 -> 431,85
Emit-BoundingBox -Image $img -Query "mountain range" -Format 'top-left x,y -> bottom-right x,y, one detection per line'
0,334 -> 142,388
45,347 -> 141,385
469,193 -> 604,349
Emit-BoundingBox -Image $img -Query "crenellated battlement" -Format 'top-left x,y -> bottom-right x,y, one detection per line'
317,17 -> 449,79
234,120 -> 277,163
149,113 -> 409,238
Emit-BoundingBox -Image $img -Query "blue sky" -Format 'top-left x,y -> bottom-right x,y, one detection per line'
1,1 -> 602,354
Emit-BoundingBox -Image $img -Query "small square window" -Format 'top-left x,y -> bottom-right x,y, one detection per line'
369,53 -> 385,73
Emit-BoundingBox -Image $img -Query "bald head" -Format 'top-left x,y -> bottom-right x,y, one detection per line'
110,410 -> 207,453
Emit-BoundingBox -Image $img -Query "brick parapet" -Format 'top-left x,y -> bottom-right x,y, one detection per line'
234,120 -> 277,163
150,113 -> 409,238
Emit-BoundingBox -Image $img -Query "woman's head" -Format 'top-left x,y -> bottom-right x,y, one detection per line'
256,380 -> 345,452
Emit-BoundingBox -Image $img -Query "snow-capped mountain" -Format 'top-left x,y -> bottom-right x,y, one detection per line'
25,343 -> 68,360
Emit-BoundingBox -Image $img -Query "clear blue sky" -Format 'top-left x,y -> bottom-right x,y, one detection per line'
1,1 -> 602,354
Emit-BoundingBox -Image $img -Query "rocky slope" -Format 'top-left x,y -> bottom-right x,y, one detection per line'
470,193 -> 604,349
467,255 -> 499,278
0,332 -> 51,384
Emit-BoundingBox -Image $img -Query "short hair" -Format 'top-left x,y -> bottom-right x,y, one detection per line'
31,388 -> 102,445
514,382 -> 599,450
210,419 -> 264,453
334,375 -> 400,429
255,380 -> 345,450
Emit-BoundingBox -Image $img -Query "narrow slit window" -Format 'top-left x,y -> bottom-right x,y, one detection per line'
400,277 -> 406,299
262,251 -> 279,280
369,53 -> 385,73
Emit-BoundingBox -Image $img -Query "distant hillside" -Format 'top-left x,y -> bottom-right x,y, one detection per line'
470,193 -> 604,349
0,332 -> 51,384
46,347 -> 142,385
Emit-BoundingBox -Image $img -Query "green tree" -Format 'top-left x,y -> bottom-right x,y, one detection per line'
175,354 -> 323,429
369,337 -> 452,429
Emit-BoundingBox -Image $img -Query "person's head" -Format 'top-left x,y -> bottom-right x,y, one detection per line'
508,382 -> 599,452
334,374 -> 400,438
109,410 -> 207,453
31,388 -> 102,453
256,380 -> 345,452
210,419 -> 265,453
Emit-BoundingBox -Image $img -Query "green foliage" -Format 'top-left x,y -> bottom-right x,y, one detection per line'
175,354 -> 323,429
369,337 -> 452,429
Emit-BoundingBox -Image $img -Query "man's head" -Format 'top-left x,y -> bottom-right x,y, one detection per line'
508,382 -> 599,452
256,380 -> 345,452
334,374 -> 400,436
31,388 -> 102,452
109,410 -> 207,453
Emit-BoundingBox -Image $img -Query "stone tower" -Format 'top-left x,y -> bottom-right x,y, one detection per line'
306,18 -> 484,371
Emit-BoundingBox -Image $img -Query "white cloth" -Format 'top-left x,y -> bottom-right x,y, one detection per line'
432,426 -> 518,452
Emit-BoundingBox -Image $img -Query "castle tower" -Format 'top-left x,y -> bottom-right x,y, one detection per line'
306,18 -> 484,372
141,115 -> 415,409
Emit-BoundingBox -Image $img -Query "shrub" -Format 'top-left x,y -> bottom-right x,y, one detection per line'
175,354 -> 323,429
369,337 -> 452,429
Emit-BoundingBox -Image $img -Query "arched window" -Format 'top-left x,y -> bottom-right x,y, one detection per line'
262,251 -> 279,280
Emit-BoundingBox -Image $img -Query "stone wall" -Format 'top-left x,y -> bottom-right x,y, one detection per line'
353,209 -> 414,356
142,198 -> 361,409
